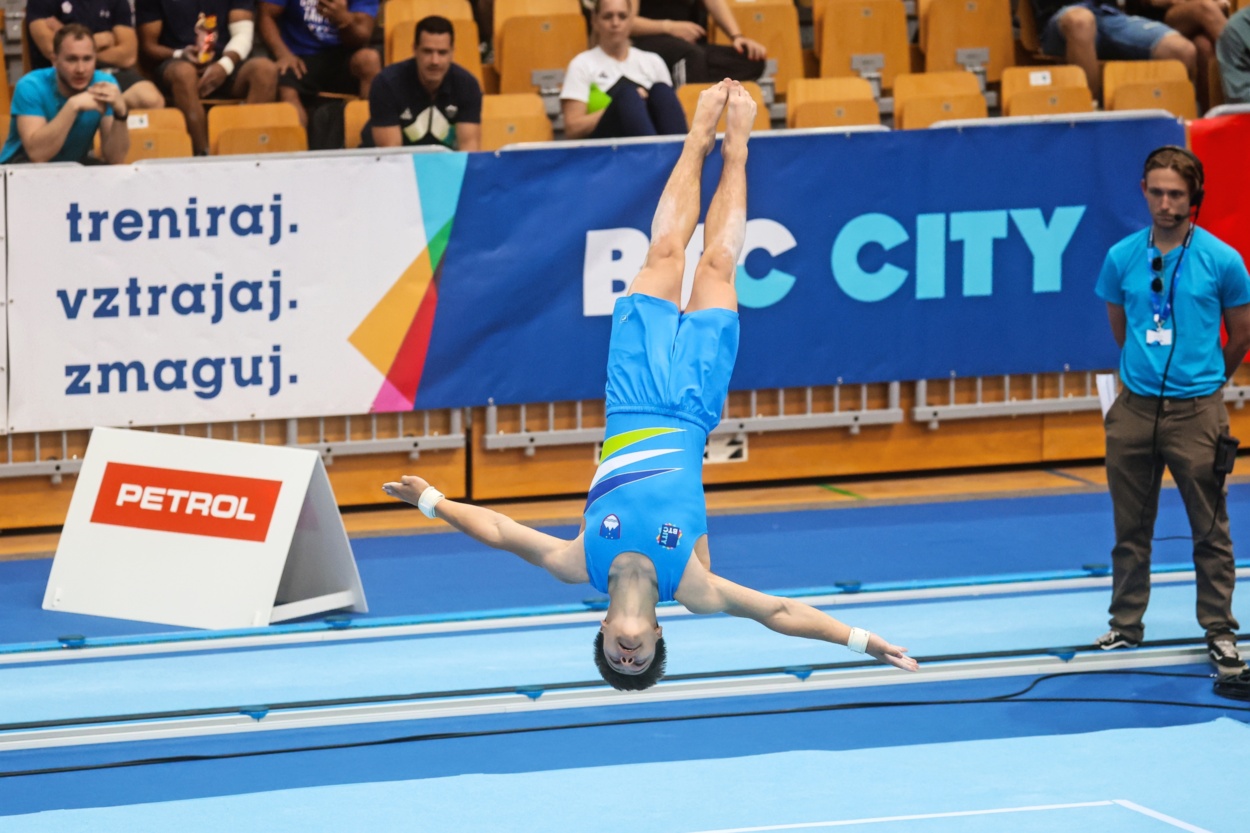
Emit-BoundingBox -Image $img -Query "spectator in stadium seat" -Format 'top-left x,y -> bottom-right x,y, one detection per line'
137,0 -> 279,155
26,0 -> 166,113
629,0 -> 766,84
1032,0 -> 1202,104
562,0 -> 687,140
257,0 -> 382,128
363,16 -> 481,151
1217,7 -> 1250,102
1125,0 -> 1231,110
1,24 -> 130,163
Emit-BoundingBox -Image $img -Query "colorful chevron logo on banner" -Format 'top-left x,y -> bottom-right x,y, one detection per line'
349,154 -> 468,412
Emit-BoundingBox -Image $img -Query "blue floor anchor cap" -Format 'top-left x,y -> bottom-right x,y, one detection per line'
324,615 -> 354,630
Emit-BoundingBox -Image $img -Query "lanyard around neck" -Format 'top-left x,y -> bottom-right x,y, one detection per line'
1146,225 -> 1194,329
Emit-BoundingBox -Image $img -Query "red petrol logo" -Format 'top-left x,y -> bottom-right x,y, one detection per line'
90,463 -> 283,542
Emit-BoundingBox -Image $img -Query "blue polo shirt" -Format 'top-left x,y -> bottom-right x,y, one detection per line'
25,0 -> 134,70
1096,226 -> 1250,398
0,68 -> 115,163
264,0 -> 379,56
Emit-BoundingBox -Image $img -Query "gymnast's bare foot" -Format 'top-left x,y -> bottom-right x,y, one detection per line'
721,80 -> 755,165
687,79 -> 730,156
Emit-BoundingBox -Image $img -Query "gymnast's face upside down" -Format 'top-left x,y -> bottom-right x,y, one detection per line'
595,615 -> 666,690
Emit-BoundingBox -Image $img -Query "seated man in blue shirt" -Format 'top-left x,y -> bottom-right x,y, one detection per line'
26,0 -> 165,113
0,23 -> 130,164
383,81 -> 918,691
1032,0 -> 1200,103
137,0 -> 279,155
258,0 -> 382,128
364,15 -> 480,151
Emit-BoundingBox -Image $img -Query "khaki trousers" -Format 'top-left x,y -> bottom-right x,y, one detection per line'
1104,388 -> 1237,642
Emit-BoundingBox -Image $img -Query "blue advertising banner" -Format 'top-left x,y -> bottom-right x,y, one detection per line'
414,115 -> 1184,410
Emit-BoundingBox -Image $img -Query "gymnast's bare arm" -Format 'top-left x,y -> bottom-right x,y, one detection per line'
675,560 -> 919,671
383,474 -> 589,584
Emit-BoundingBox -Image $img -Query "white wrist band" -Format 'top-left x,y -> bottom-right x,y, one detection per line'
172,48 -> 185,60
217,56 -> 236,76
417,486 -> 445,519
847,627 -> 870,654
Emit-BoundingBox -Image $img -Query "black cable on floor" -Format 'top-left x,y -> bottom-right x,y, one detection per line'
0,638 -> 1220,733
1,669 -> 1242,780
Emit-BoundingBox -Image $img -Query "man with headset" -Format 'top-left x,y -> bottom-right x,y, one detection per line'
1095,145 -> 1250,675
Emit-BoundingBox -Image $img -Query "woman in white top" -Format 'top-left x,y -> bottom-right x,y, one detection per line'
561,0 -> 688,139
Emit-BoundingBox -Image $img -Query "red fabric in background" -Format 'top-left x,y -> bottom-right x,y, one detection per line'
1189,114 -> 1250,362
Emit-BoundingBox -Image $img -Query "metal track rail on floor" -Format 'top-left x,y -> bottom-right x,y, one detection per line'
5,568 -> 1247,667
0,645 -> 1215,754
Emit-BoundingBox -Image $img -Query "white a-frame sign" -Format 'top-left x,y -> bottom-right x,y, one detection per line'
44,427 -> 368,630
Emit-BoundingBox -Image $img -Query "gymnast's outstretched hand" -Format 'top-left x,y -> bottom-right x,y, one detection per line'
382,474 -> 430,505
867,634 -> 919,672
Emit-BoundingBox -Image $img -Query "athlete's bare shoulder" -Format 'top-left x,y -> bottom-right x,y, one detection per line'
545,532 -> 590,584
673,545 -> 722,612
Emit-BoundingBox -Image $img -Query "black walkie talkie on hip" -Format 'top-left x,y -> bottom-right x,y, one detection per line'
1215,433 -> 1240,479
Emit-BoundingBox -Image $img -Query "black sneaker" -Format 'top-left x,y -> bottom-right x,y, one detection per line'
1094,629 -> 1139,650
1207,634 -> 1247,676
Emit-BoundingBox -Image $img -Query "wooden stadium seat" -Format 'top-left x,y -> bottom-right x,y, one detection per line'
1102,59 -> 1188,110
892,70 -> 981,126
818,0 -> 910,94
497,13 -> 586,95
708,3 -> 803,99
481,93 -> 553,149
1209,55 -> 1224,111
124,128 -> 194,163
0,53 -> 9,139
344,99 -> 370,149
919,0 -> 1014,84
207,102 -> 301,155
215,124 -> 309,155
387,16 -> 483,84
492,0 -> 581,48
676,82 -> 771,131
125,107 -> 188,132
1004,85 -> 1093,116
813,0 -> 900,57
1017,0 -> 1042,55
384,0 -> 474,25
898,91 -> 987,128
20,23 -> 32,74
786,77 -> 877,127
1111,78 -> 1197,119
1000,64 -> 1087,112
792,97 -> 881,127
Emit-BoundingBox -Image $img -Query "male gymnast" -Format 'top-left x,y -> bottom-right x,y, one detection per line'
384,80 -> 919,690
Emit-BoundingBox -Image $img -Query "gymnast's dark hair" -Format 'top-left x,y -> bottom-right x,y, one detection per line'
594,630 -> 667,691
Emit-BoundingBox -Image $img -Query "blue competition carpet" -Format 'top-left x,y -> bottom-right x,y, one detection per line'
4,582 -> 1246,725
4,711 -> 1248,831
3,483 -> 1249,830
1,485 -> 1244,646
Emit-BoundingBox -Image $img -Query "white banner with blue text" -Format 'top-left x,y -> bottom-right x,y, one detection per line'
5,152 -> 468,432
